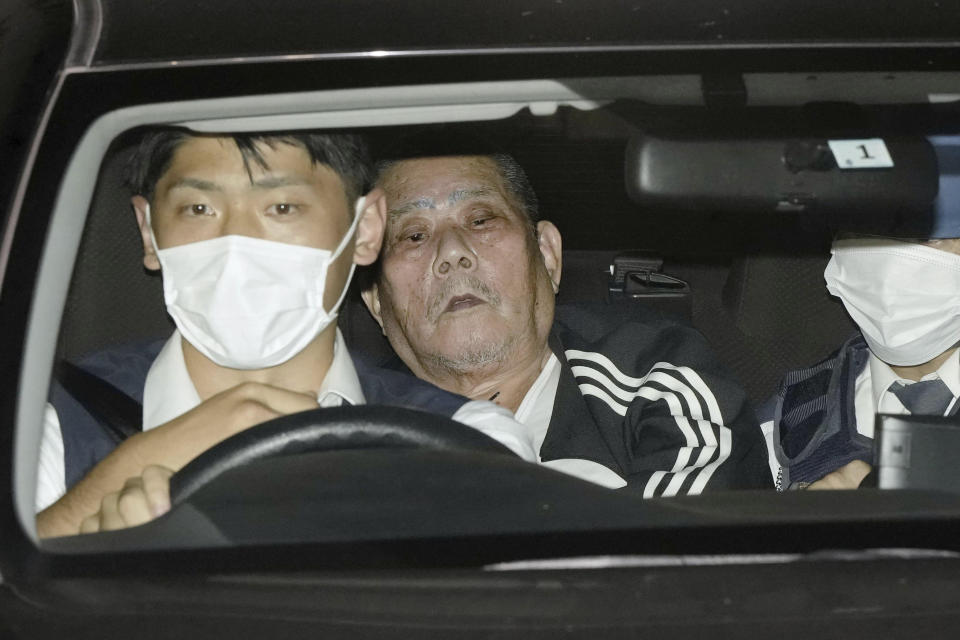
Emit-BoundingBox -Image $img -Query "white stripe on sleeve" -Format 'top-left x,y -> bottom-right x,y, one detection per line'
568,349 -> 732,496
689,425 -> 733,494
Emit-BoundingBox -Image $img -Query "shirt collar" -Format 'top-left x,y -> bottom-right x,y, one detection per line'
869,348 -> 960,413
514,353 -> 561,458
142,330 -> 201,431
317,329 -> 365,407
142,328 -> 365,430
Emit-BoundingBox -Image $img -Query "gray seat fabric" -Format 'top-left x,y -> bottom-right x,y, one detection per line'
57,146 -> 170,362
709,252 -> 857,406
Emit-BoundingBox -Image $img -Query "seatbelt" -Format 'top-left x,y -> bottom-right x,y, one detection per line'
55,360 -> 143,443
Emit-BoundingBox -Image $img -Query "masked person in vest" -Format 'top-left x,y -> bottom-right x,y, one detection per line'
759,135 -> 960,490
360,138 -> 771,494
36,129 -> 535,538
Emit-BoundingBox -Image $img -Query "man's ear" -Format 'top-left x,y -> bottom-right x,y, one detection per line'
360,281 -> 385,332
353,188 -> 386,266
536,220 -> 562,294
132,195 -> 160,271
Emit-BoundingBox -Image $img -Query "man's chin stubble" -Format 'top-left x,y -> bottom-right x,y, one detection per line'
424,336 -> 515,378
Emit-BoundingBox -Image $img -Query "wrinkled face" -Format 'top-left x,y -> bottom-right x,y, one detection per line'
368,156 -> 559,378
134,136 -> 360,311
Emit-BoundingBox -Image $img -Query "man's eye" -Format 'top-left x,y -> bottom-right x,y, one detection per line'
267,203 -> 298,216
470,214 -> 494,228
185,204 -> 213,216
406,231 -> 426,243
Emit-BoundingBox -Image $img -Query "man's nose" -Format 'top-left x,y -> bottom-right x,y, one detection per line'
433,227 -> 476,277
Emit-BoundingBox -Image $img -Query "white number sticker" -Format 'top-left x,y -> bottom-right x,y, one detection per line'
827,138 -> 894,169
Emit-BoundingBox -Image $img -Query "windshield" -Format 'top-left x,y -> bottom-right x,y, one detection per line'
13,72 -> 960,559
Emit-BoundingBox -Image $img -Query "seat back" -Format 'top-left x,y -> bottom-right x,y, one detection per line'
710,252 -> 857,405
57,147 -> 170,362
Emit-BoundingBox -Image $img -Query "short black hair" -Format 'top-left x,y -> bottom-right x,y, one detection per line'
125,128 -> 372,206
375,129 -> 540,228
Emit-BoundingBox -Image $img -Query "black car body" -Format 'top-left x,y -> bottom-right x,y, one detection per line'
2,0 -> 960,637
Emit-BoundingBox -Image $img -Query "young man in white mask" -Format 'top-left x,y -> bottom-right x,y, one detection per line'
759,135 -> 960,491
37,129 -> 534,538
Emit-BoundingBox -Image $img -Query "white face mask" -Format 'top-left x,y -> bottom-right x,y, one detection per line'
147,197 -> 365,370
824,237 -> 960,366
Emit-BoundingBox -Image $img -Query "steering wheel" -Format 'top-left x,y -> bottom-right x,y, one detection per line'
168,405 -> 518,506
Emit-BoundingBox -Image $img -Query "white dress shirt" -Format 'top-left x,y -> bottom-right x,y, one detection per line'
36,330 -> 536,512
854,349 -> 960,438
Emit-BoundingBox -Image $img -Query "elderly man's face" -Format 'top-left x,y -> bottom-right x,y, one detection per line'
364,156 -> 561,379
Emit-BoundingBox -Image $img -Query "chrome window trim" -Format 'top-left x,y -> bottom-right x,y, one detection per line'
65,0 -> 103,69
78,39 -> 960,73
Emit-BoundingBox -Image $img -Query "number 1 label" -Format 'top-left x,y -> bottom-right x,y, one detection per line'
827,138 -> 895,169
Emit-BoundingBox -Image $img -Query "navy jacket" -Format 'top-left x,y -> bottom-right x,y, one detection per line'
758,333 -> 960,489
50,338 -> 466,490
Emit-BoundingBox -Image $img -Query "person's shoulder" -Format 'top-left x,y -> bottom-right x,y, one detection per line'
777,332 -> 867,396
761,331 -> 867,426
554,301 -> 714,368
71,337 -> 168,401
770,333 -> 870,483
352,354 -> 468,417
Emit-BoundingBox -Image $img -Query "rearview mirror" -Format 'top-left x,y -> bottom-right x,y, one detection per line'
625,134 -> 939,233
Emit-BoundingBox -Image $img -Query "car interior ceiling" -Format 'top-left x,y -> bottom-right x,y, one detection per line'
55,106 -> 862,413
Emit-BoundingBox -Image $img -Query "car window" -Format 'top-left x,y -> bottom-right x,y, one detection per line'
0,50 -> 954,556
7,78 -> 945,552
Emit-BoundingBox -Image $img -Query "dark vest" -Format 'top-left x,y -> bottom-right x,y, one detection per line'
51,339 -> 466,490
763,333 -> 960,488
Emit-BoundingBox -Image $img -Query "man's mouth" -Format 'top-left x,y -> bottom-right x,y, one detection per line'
444,294 -> 485,313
